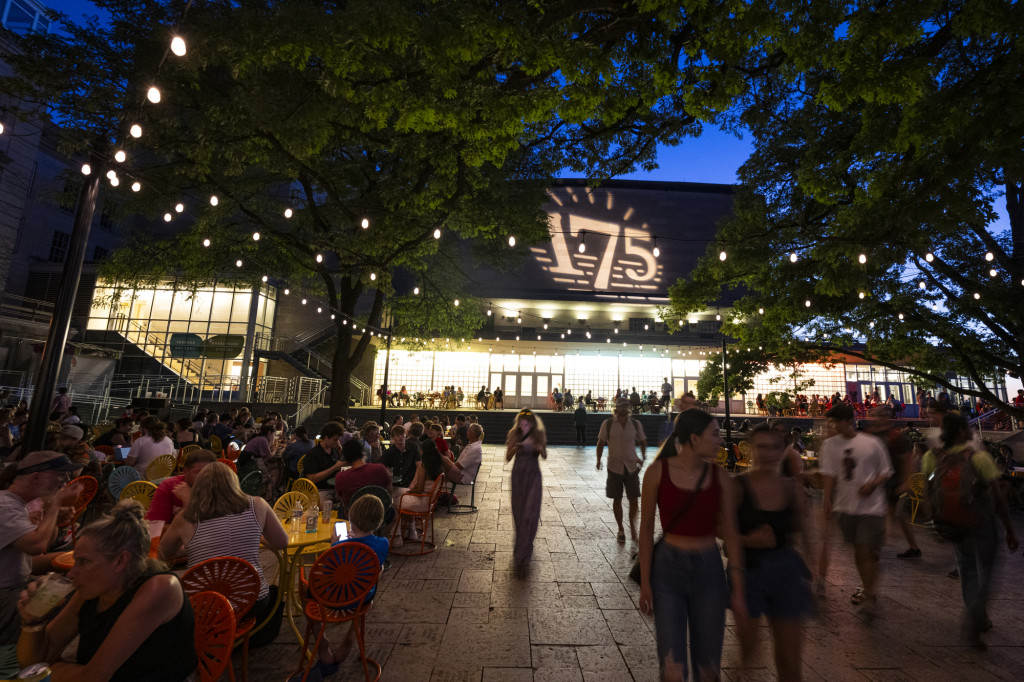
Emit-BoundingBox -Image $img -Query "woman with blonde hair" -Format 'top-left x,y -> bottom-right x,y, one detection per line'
16,500 -> 197,681
506,409 -> 547,574
159,462 -> 288,620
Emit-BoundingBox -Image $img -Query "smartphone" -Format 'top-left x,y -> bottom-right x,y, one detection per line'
334,521 -> 349,540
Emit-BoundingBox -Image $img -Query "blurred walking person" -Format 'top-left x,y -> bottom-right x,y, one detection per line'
506,410 -> 546,575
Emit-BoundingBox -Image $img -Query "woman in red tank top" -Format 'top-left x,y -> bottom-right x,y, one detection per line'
637,409 -> 746,681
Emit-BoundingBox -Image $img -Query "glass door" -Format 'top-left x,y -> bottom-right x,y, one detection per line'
520,375 -> 533,410
503,374 -> 517,409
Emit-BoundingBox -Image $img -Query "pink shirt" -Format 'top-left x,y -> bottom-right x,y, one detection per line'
146,474 -> 186,523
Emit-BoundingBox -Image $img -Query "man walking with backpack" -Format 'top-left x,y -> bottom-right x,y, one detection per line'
596,398 -> 647,543
923,412 -> 1019,649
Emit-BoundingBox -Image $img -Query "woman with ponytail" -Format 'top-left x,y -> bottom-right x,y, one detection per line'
126,416 -> 175,477
16,499 -> 197,681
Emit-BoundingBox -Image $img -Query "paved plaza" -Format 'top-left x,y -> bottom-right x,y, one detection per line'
252,443 -> 1024,681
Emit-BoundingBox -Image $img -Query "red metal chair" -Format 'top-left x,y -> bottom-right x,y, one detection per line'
293,542 -> 382,682
65,475 -> 98,545
217,458 -> 238,473
182,557 -> 261,682
94,444 -> 115,459
191,591 -> 237,682
390,474 -> 445,556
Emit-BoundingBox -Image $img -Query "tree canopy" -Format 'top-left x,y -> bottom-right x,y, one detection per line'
669,0 -> 1024,416
3,0 -> 775,414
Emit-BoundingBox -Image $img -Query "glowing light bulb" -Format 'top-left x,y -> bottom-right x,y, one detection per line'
432,228 -> 441,239
805,300 -> 811,307
0,123 -> 3,134
202,238 -> 210,247
252,232 -> 260,241
81,164 -> 91,175
106,169 -> 116,180
898,313 -> 904,320
758,308 -> 764,315
316,254 -> 323,263
790,252 -> 798,263
361,218 -> 369,229
170,36 -> 186,56
508,236 -> 516,247
486,309 -> 492,316
284,289 -> 290,295
114,150 -> 126,163
235,259 -> 243,267
370,272 -> 376,281
301,298 -> 307,305
543,323 -> 548,329
175,203 -> 184,213
413,287 -> 419,295
973,292 -> 980,299
578,242 -> 586,254
317,307 -> 322,313
919,281 -> 926,289
985,252 -> 994,261
147,87 -> 161,103
989,268 -> 997,277
284,208 -> 293,218
130,124 -> 142,138
653,246 -> 661,258
859,292 -> 865,299
719,251 -> 727,261
131,181 -> 141,192
858,253 -> 866,264
261,275 -> 268,283
925,252 -> 934,262
163,213 -> 172,222
454,299 -> 459,306
209,196 -> 218,206
109,176 -> 119,186
715,314 -> 721,321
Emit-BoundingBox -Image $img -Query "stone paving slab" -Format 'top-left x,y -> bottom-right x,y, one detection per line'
252,443 -> 1024,681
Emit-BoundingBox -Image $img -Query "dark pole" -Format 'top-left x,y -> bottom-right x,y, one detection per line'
378,309 -> 393,426
23,140 -> 105,453
722,335 -> 732,445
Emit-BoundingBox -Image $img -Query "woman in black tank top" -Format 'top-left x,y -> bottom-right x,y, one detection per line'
15,500 -> 196,682
735,424 -> 813,681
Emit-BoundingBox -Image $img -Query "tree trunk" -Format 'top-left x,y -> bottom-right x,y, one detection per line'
329,320 -> 354,418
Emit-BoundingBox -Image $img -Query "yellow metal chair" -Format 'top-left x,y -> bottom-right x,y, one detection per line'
146,454 -> 176,481
208,434 -> 223,455
177,444 -> 202,472
297,454 -> 307,477
274,491 -> 310,522
715,447 -> 729,467
290,477 -> 320,509
119,480 -> 158,510
906,472 -> 926,524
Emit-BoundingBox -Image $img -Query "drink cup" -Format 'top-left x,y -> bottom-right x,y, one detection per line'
23,573 -> 75,624
321,499 -> 332,522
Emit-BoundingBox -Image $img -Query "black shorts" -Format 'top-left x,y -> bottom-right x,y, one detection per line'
606,469 -> 641,499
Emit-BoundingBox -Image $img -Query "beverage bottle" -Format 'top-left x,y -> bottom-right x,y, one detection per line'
291,498 -> 304,531
305,503 -> 319,533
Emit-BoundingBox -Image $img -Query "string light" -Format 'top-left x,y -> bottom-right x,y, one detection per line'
578,233 -> 586,253
109,176 -> 119,187
316,254 -> 323,263
301,298 -> 307,305
114,150 -> 126,163
130,124 -> 142,138
261,275 -> 268,282
985,252 -> 994,261
131,181 -> 140,192
175,203 -> 184,213
284,289 -> 289,295
147,87 -> 161,103
508,236 -> 516,247
81,164 -> 91,175
370,272 -> 376,281
0,123 -> 3,134
925,252 -> 934,262
454,299 -> 459,306
789,252 -> 798,263
106,170 -> 116,180
973,292 -> 980,299
433,228 -> 441,239
758,308 -> 764,314
209,195 -> 218,206
486,308 -> 492,316
719,250 -> 727,261
284,208 -> 293,218
898,313 -> 904,320
413,287 -> 419,295
517,313 -> 522,323
859,292 -> 865,299
988,268 -> 997,277
361,218 -> 369,229
163,213 -> 172,222
652,238 -> 660,258
202,238 -> 210,247
804,300 -> 811,307
715,313 -> 721,321
858,253 -> 866,264
918,281 -> 926,289
252,232 -> 260,241
170,36 -> 186,56
235,259 -> 242,267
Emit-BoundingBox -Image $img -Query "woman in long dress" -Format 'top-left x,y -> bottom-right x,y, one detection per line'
506,409 -> 547,574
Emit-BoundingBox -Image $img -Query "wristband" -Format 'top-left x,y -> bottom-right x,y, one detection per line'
20,623 -> 46,633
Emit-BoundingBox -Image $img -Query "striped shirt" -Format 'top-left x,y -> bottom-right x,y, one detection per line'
184,497 -> 268,599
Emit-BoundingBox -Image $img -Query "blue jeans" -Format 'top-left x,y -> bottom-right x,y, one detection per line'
651,543 -> 728,680
954,515 -> 998,634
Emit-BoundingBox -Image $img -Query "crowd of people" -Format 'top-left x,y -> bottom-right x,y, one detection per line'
0,383 -> 1021,680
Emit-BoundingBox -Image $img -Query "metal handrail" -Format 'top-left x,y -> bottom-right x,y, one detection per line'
288,383 -> 329,426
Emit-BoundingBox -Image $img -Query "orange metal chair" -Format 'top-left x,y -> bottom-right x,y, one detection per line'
65,475 -> 98,545
132,430 -> 145,441
182,557 -> 261,682
293,542 -> 382,682
191,591 -> 237,682
217,458 -> 238,473
390,474 -> 445,556
94,444 -> 115,459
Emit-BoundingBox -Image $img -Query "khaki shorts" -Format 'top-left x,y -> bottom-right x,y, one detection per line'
606,469 -> 641,499
837,513 -> 885,548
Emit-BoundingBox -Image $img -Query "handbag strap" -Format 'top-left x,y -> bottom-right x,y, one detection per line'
661,459 -> 710,534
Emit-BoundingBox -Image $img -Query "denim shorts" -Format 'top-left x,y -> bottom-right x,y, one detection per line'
745,547 -> 814,620
651,542 -> 728,681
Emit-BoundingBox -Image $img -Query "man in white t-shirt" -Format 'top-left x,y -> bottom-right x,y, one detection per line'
441,424 -> 483,486
820,403 -> 893,619
596,399 -> 647,543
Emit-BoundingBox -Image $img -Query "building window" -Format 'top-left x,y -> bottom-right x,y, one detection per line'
48,230 -> 70,263
92,246 -> 109,262
60,179 -> 80,212
629,317 -> 655,332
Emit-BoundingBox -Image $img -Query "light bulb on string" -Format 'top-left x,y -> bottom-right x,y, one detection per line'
370,273 -> 376,281
163,213 -> 172,222
789,252 -> 798,263
715,313 -> 721,321
508,236 -> 516,247
859,292 -> 865,299
235,259 -> 242,268
925,252 -> 934,262
918,281 -> 926,289
131,181 -> 140,192
0,123 -> 3,134
175,203 -> 184,213
361,218 -> 369,229
719,250 -> 727,261
106,170 -> 116,180
316,254 -> 323,263
284,208 -> 293,218
202,238 -> 210,247
170,36 -> 186,56
284,289 -> 289,295
517,313 -> 522,323
433,228 -> 441,239
989,268 -> 997,277
209,196 -> 218,206
317,307 -> 322,313
486,308 -> 492,316
653,238 -> 660,258
261,275 -> 268,283
81,164 -> 91,175
858,253 -> 866,264
973,292 -> 980,299
413,286 -> 419,295
109,176 -> 119,187
147,87 -> 161,103
454,299 -> 459,306
985,252 -> 994,261
613,328 -> 618,333
129,124 -> 142,138
578,233 -> 586,253
114,150 -> 126,163
804,300 -> 811,307
252,232 -> 260,241
898,313 -> 904,320
758,308 -> 764,315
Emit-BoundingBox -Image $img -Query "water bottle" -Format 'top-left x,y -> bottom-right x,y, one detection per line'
305,502 -> 319,534
291,498 -> 304,531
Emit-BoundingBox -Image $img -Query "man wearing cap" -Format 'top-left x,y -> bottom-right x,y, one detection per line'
56,424 -> 95,475
596,398 -> 647,543
0,452 -> 81,644
146,448 -> 218,525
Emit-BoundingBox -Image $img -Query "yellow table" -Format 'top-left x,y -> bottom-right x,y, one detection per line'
258,514 -> 338,643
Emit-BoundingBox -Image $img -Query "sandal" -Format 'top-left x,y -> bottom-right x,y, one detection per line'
850,587 -> 865,605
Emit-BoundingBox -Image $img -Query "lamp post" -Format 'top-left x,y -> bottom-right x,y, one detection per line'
378,309 -> 394,425
722,336 -> 732,446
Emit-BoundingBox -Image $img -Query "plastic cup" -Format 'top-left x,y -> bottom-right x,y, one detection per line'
23,573 -> 75,624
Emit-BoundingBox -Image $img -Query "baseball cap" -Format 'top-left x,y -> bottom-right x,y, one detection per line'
16,450 -> 79,475
60,425 -> 84,440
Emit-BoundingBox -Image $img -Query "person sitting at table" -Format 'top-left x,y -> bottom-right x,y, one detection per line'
94,418 -> 133,449
361,422 -> 383,463
145,448 -> 217,524
126,416 -> 175,478
16,500 -> 197,682
172,417 -> 203,450
335,438 -> 393,513
292,494 -> 389,680
477,386 -> 489,409
282,425 -> 315,482
394,439 -> 445,543
158,462 -> 288,630
493,386 -> 504,409
304,422 -> 346,499
427,422 -> 450,457
440,423 -> 483,486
